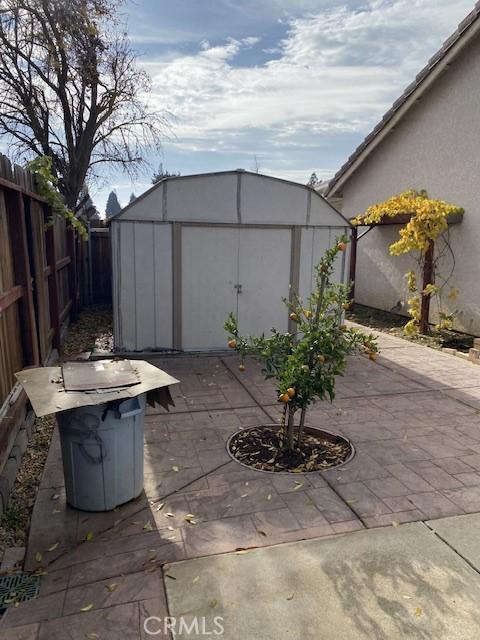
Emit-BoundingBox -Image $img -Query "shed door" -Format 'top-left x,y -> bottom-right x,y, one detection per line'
182,226 -> 239,351
237,228 -> 291,336
181,226 -> 291,350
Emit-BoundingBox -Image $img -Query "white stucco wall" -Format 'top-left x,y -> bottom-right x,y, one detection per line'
338,37 -> 480,335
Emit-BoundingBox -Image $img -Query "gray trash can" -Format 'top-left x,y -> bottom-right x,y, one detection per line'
57,393 -> 146,511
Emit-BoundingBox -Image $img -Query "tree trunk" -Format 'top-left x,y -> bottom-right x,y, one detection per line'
286,405 -> 296,451
297,407 -> 307,448
279,404 -> 287,449
420,240 -> 434,335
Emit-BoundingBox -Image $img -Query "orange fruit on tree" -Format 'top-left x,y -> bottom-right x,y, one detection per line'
228,339 -> 237,349
289,312 -> 298,322
287,387 -> 296,398
279,393 -> 290,403
316,354 -> 325,363
301,365 -> 310,373
337,241 -> 347,252
304,309 -> 313,319
239,364 -> 245,371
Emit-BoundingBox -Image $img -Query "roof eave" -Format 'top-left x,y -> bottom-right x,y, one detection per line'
327,10 -> 480,198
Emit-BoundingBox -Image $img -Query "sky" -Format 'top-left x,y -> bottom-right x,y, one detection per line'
92,0 -> 475,214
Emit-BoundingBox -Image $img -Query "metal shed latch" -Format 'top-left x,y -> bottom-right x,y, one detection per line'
234,284 -> 243,293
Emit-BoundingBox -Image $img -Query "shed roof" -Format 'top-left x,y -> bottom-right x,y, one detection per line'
326,3 -> 480,197
110,169 -> 349,227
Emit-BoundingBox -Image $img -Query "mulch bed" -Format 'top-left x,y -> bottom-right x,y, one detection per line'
228,425 -> 352,473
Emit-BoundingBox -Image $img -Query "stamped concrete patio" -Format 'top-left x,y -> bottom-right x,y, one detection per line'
2,327 -> 480,638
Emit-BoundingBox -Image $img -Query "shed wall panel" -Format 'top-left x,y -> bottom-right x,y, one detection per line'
309,194 -> 348,227
241,174 -> 308,224
117,222 -> 136,350
153,223 -> 173,349
117,187 -> 163,221
167,174 -> 238,222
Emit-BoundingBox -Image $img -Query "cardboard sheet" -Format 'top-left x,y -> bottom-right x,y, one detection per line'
16,359 -> 179,417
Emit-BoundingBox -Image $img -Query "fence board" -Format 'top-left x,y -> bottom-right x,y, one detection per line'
0,153 -> 88,472
90,229 -> 112,303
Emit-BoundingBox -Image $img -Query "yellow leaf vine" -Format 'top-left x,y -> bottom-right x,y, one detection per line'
353,190 -> 464,334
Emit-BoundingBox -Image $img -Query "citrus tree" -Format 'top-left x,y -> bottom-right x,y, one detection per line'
352,190 -> 464,335
224,237 -> 378,452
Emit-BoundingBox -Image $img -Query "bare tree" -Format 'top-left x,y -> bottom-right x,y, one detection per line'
0,0 -> 167,209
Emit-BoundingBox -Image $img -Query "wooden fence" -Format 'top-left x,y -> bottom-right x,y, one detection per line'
0,155 -> 87,470
90,227 -> 112,303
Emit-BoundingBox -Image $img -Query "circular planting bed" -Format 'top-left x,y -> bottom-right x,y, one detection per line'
227,425 -> 354,473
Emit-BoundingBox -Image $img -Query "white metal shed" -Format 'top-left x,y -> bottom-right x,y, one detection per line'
110,170 -> 351,352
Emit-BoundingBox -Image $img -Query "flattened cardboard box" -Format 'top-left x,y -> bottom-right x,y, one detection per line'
16,359 -> 179,418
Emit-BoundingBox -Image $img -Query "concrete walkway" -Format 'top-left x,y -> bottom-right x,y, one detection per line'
164,516 -> 480,639
2,328 -> 480,638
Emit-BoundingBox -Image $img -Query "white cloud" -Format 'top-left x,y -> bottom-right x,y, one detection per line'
146,0 -> 473,168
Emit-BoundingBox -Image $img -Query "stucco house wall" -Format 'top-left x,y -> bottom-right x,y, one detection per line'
338,36 -> 480,335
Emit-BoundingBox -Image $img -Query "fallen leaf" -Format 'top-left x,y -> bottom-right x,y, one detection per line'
240,494 -> 248,498
172,466 -> 179,472
210,599 -> 218,608
106,583 -> 118,593
292,483 -> 304,491
267,494 -> 272,501
184,514 -> 197,524
80,603 -> 94,612
52,509 -> 61,514
414,607 -> 423,617
156,503 -> 165,512
35,552 -> 43,563
392,521 -> 400,528
286,593 -> 295,601
86,634 -> 99,640
51,494 -> 60,501
165,574 -> 177,580
48,543 -> 59,552
167,526 -> 175,531
85,531 -> 94,541
143,522 -> 153,532
257,530 -> 267,537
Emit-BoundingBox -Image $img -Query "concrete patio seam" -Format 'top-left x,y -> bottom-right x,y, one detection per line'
146,402 -> 260,417
424,520 -> 480,579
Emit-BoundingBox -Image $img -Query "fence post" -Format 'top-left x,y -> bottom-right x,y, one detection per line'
44,211 -> 61,350
6,191 -> 40,366
66,227 -> 78,321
